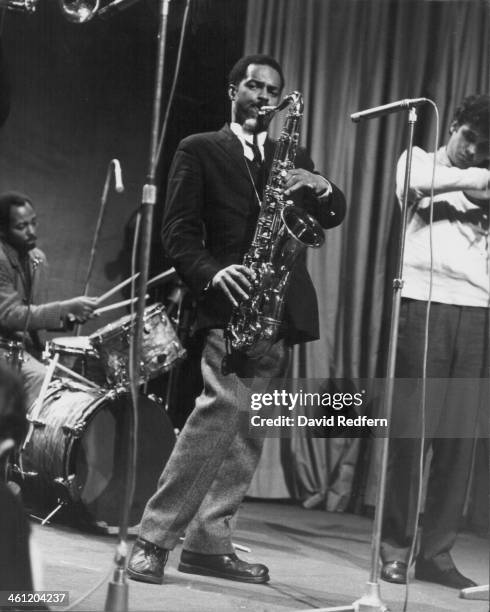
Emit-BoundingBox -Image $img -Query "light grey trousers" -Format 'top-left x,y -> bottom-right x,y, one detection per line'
139,328 -> 288,554
0,349 -> 46,411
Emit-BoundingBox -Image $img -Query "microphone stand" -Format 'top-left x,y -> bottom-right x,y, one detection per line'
104,1 -> 171,610
305,106 -> 419,612
82,159 -> 124,298
76,159 -> 124,336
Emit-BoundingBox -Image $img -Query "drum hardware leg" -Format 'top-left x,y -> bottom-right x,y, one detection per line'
30,514 -> 50,523
39,501 -> 66,526
28,478 -> 71,526
23,354 -> 59,451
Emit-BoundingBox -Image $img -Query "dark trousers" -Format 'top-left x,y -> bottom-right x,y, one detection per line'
381,298 -> 489,567
139,329 -> 289,554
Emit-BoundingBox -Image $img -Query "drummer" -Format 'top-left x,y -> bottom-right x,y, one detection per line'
0,191 -> 98,409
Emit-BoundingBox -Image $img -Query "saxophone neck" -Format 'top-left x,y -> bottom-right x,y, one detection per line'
259,91 -> 303,117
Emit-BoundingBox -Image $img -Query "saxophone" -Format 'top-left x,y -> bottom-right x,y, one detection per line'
226,91 -> 325,358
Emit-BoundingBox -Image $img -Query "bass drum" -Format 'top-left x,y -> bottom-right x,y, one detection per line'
19,380 -> 175,526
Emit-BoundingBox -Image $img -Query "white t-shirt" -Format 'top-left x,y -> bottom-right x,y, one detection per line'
398,146 -> 490,307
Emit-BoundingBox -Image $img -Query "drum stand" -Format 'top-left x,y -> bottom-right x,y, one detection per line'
29,476 -> 76,526
20,341 -> 104,527
161,281 -> 189,415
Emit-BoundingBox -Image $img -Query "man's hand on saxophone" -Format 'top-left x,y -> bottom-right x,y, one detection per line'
283,169 -> 332,198
211,264 -> 255,307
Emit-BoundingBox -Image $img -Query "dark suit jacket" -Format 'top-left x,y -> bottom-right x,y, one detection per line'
162,124 -> 346,345
0,242 -> 66,349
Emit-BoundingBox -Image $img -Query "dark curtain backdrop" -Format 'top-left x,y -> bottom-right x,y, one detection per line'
0,0 -> 246,334
0,0 -> 488,525
245,0 -> 490,518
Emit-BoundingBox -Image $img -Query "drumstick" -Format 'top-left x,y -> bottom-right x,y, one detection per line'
54,361 -> 101,389
147,267 -> 177,287
97,272 -> 140,304
93,294 -> 149,316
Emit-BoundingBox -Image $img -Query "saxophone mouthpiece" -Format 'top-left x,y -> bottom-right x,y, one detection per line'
258,92 -> 302,117
258,106 -> 277,117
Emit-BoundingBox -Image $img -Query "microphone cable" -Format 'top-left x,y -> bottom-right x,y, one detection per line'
402,100 -> 439,612
155,0 -> 191,168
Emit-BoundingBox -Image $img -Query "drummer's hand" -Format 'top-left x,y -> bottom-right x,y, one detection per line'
62,296 -> 99,323
211,265 -> 255,308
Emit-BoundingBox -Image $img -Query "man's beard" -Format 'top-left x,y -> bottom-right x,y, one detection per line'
242,113 -> 270,134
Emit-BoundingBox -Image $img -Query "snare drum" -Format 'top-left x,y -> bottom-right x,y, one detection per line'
46,336 -> 106,386
90,303 -> 186,386
18,380 -> 175,526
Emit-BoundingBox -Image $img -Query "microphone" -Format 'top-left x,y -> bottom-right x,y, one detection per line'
97,0 -> 140,18
112,159 -> 124,193
351,98 -> 429,122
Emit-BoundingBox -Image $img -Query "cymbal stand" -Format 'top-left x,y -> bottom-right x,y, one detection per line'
83,159 -> 124,298
301,106 -> 419,612
162,282 -> 187,414
76,158 -> 124,336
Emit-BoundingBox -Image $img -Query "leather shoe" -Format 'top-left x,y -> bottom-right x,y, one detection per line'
127,538 -> 168,584
415,558 -> 477,589
381,561 -> 407,584
178,550 -> 270,584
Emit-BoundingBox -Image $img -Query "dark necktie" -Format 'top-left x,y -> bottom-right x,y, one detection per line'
245,138 -> 263,192
246,138 -> 262,166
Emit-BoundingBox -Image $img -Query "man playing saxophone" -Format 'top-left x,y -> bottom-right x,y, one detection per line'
127,53 -> 346,585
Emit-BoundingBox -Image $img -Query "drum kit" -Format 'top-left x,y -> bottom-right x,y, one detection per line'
9,277 -> 187,529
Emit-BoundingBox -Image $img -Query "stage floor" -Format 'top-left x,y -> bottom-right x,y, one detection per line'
30,500 -> 488,612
